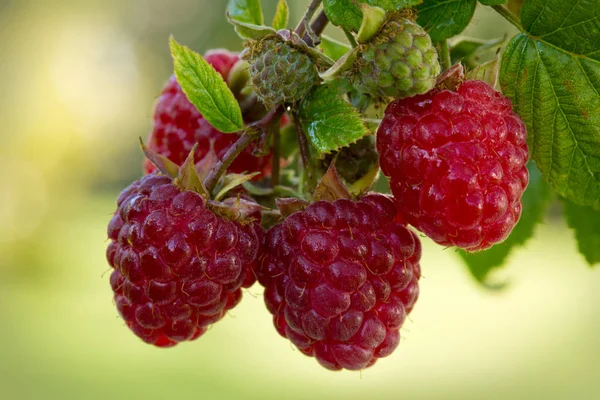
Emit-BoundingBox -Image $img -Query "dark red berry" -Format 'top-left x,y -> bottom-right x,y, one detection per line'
257,194 -> 421,370
144,49 -> 273,176
377,80 -> 529,251
106,173 -> 263,347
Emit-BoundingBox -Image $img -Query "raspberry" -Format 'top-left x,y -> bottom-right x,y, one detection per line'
245,36 -> 319,106
144,49 -> 272,176
106,173 -> 263,347
351,17 -> 440,99
257,194 -> 421,370
377,80 -> 529,251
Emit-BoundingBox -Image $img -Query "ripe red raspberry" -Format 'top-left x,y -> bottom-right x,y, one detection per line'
257,194 -> 421,370
377,80 -> 529,251
144,49 -> 272,176
106,173 -> 263,347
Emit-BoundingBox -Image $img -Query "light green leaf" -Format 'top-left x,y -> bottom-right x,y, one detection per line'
499,0 -> 600,209
562,198 -> 600,267
319,35 -> 352,61
272,0 -> 289,30
323,0 -> 422,32
227,0 -> 264,25
226,12 -> 277,40
416,0 -> 477,42
459,163 -> 553,285
214,173 -> 261,201
297,86 -> 369,156
170,36 -> 243,133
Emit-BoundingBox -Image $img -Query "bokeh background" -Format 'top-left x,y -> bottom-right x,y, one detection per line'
1,1 -> 599,399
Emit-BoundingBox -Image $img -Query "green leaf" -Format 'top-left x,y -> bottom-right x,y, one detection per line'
478,0 -> 506,5
323,0 -> 422,32
323,0 -> 363,31
319,35 -> 352,61
226,12 -> 277,40
214,172 -> 261,201
297,86 -> 369,156
170,37 -> 243,133
416,0 -> 477,42
499,0 -> 600,209
271,0 -> 289,30
227,0 -> 263,25
562,199 -> 600,267
459,163 -> 553,285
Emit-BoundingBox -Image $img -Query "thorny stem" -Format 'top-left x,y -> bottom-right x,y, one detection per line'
204,107 -> 283,193
295,0 -> 323,37
491,5 -> 524,32
292,111 -> 316,190
343,28 -> 358,48
303,10 -> 329,46
440,39 -> 451,71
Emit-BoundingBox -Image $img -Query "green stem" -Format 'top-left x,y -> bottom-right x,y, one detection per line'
343,28 -> 358,48
292,111 -> 316,190
491,5 -> 524,32
440,39 -> 451,71
271,119 -> 281,188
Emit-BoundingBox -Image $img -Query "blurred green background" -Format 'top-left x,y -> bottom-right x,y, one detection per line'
1,1 -> 599,399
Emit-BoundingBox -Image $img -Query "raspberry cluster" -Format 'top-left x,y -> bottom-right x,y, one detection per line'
105,7 -> 531,370
257,194 -> 421,370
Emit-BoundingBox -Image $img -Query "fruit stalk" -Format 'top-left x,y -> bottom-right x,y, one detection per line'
303,10 -> 329,46
491,4 -> 524,32
292,110 -> 316,190
295,0 -> 323,38
440,39 -> 451,71
344,28 -> 358,48
204,133 -> 253,193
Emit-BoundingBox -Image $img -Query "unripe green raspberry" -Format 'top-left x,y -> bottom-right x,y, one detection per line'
245,36 -> 319,107
351,17 -> 440,99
